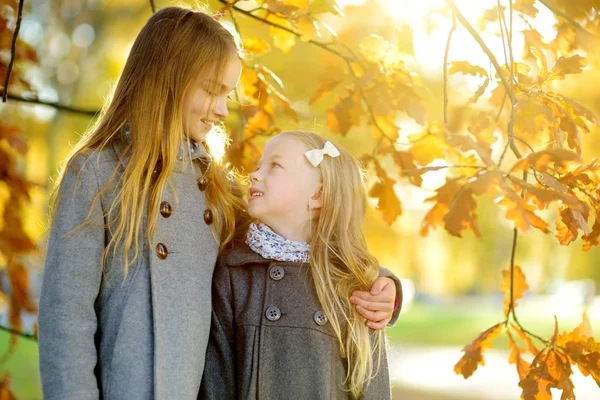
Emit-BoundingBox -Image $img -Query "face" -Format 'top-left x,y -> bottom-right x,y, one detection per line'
248,135 -> 323,240
182,57 -> 242,142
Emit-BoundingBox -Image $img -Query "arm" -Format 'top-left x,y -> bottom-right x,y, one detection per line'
199,258 -> 236,399
38,154 -> 104,400
350,268 -> 403,329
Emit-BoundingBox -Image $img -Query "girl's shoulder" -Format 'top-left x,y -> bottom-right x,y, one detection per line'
218,243 -> 269,268
64,143 -> 123,180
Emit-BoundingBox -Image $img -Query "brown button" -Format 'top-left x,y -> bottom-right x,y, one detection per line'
203,209 -> 214,225
159,201 -> 172,218
197,177 -> 208,191
156,243 -> 168,260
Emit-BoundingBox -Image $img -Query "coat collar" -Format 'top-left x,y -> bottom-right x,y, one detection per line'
225,243 -> 275,266
111,124 -> 212,169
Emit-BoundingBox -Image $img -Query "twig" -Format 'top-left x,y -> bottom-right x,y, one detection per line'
445,0 -> 516,105
220,0 -> 349,61
0,325 -> 36,341
443,14 -> 457,124
2,93 -> 99,116
3,0 -> 25,102
537,0 -> 596,38
150,0 -> 156,13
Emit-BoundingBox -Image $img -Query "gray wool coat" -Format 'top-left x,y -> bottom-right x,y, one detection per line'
199,244 -> 401,399
38,139 -> 219,400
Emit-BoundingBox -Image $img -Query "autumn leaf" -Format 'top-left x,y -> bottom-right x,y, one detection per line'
511,323 -> 540,356
408,132 -> 451,166
267,15 -> 297,53
243,37 -> 271,56
454,323 -> 503,379
293,15 -> 319,41
420,179 -> 462,236
326,90 -> 363,135
499,265 -> 529,317
582,219 -> 600,251
513,93 -> 553,137
309,77 -> 344,104
368,160 -> 402,225
519,347 -> 575,400
496,189 -> 550,233
510,149 -> 582,174
448,61 -> 488,78
507,329 -> 530,381
550,55 -> 587,80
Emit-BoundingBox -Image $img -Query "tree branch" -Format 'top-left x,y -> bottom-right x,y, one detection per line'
537,0 -> 596,38
219,0 -> 350,61
443,14 -> 457,125
2,93 -> 99,116
3,0 -> 24,102
0,325 -> 36,341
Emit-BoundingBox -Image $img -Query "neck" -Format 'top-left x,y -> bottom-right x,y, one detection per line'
263,220 -> 311,243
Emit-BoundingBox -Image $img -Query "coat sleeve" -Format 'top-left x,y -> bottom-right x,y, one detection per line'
38,153 -> 104,400
378,267 -> 403,326
199,258 -> 236,399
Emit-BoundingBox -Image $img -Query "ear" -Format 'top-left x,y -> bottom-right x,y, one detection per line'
309,184 -> 323,210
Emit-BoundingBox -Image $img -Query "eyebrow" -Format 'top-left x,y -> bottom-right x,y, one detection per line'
203,79 -> 234,92
257,154 -> 282,165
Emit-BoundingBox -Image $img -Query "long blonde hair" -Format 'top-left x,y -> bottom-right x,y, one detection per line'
53,7 -> 247,276
279,131 -> 384,398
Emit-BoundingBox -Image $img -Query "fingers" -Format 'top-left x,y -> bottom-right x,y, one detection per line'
355,305 -> 391,322
367,318 -> 391,330
369,276 -> 391,295
350,292 -> 394,310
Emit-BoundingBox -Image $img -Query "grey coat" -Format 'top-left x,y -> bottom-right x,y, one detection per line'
38,140 -> 219,400
200,244 -> 401,399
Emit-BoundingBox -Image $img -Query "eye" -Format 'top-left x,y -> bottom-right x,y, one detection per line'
203,87 -> 219,97
271,162 -> 281,168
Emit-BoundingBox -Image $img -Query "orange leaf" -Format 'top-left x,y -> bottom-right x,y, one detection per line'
551,55 -> 587,80
448,61 -> 488,78
511,323 -> 540,356
368,161 -> 402,225
454,323 -> 503,379
496,190 -> 550,233
499,265 -> 529,317
510,149 -> 582,174
507,329 -> 530,381
408,134 -> 450,166
420,179 -> 462,236
243,38 -> 271,56
326,91 -> 363,135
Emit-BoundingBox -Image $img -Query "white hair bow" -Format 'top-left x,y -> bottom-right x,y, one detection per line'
304,141 -> 340,167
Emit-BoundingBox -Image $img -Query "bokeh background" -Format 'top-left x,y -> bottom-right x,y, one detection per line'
1,0 -> 600,398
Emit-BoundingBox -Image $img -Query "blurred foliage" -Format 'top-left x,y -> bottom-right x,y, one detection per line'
1,0 -> 600,398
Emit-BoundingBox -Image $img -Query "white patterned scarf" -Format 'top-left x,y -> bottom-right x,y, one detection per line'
245,222 -> 311,263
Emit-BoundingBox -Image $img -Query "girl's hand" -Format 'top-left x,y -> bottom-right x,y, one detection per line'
350,277 -> 396,330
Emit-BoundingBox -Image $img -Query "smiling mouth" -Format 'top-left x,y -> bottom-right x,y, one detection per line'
249,189 -> 263,199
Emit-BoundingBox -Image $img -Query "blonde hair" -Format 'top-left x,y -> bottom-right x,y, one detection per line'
279,130 -> 384,398
53,6 -> 247,276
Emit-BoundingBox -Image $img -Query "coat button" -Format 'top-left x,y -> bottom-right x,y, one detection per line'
265,306 -> 281,322
314,311 -> 328,326
203,209 -> 214,225
197,177 -> 208,191
159,201 -> 172,218
156,243 -> 168,260
269,266 -> 285,281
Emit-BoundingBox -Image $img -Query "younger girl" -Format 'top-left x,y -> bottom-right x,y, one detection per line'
38,8 -> 398,400
201,131 -> 399,399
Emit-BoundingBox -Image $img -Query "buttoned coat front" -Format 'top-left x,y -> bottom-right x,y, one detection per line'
199,244 -> 398,399
38,140 -> 219,400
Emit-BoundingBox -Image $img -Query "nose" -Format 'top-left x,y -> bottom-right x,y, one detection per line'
250,170 -> 260,182
213,96 -> 228,119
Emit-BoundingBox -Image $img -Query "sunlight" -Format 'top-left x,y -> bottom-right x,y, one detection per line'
338,0 -> 558,75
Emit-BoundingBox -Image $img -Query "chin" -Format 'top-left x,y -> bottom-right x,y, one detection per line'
188,126 -> 209,143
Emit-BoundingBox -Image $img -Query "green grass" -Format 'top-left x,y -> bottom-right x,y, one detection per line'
387,300 -> 600,349
2,300 -> 598,399
0,331 -> 41,400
